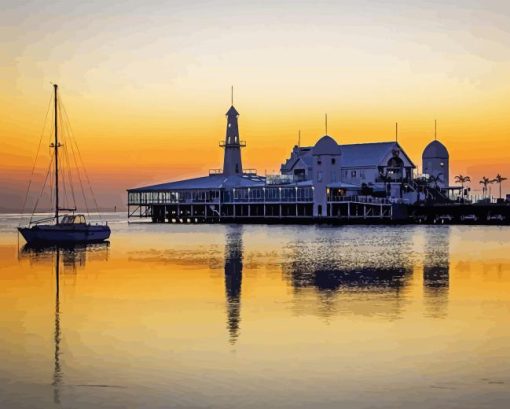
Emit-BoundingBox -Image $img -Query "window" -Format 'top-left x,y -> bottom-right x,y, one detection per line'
351,170 -> 357,178
317,171 -> 323,182
317,159 -> 322,165
235,164 -> 239,173
331,158 -> 336,165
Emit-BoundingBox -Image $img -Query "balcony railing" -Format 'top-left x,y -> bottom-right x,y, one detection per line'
375,177 -> 413,183
209,169 -> 223,175
329,195 -> 390,204
219,140 -> 246,148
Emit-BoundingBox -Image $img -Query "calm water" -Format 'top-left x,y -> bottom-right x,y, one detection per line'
1,214 -> 509,409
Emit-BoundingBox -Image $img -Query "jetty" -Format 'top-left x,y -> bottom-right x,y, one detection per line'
127,99 -> 508,225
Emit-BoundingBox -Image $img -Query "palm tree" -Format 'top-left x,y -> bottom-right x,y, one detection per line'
428,173 -> 443,190
492,174 -> 508,199
454,175 -> 471,202
479,176 -> 493,198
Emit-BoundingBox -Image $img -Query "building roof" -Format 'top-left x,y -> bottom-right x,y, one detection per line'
128,173 -> 265,192
341,142 -> 410,167
131,141 -> 418,193
422,140 -> 449,159
286,141 -> 415,169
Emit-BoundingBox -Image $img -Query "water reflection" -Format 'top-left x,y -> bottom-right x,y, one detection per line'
283,228 -> 415,319
224,226 -> 243,345
423,226 -> 450,318
19,242 -> 110,271
53,248 -> 62,405
17,243 -> 110,406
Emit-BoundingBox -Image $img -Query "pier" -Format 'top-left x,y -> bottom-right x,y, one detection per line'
128,191 -> 394,223
127,97 -> 509,226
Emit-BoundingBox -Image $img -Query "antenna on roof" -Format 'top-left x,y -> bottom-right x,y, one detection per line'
434,119 -> 437,140
325,114 -> 328,135
395,122 -> 398,142
231,85 -> 234,106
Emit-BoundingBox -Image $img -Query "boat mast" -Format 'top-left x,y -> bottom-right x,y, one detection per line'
54,84 -> 59,223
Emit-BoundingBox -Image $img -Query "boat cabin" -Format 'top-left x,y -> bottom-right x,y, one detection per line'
61,214 -> 87,225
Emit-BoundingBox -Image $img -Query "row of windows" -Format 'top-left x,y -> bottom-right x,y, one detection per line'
129,187 -> 314,204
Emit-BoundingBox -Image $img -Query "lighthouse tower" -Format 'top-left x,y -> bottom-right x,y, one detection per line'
221,104 -> 244,176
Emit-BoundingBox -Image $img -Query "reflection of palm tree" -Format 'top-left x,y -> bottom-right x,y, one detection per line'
492,174 -> 507,199
454,175 -> 471,202
479,176 -> 493,198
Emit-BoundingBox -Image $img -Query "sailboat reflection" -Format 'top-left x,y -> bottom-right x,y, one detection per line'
53,248 -> 62,404
20,242 -> 110,269
18,243 -> 109,405
423,226 -> 450,318
224,226 -> 243,345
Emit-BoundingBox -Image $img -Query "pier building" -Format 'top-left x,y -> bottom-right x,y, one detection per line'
127,100 -> 456,223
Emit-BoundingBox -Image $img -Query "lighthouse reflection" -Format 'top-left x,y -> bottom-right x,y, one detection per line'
223,226 -> 243,345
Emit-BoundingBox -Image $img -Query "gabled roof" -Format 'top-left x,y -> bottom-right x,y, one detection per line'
341,142 -> 414,167
282,155 -> 313,172
293,141 -> 415,168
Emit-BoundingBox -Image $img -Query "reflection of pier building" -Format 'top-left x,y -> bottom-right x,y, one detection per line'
128,99 -> 453,223
282,232 -> 414,318
423,226 -> 450,317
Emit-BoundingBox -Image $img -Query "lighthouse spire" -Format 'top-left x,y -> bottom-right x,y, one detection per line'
221,89 -> 244,175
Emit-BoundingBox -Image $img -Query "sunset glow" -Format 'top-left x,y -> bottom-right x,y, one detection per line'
2,0 -> 510,210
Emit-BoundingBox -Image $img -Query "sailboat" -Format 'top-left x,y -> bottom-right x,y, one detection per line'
18,84 -> 111,245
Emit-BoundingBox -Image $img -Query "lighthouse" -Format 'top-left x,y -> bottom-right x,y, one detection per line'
221,104 -> 245,176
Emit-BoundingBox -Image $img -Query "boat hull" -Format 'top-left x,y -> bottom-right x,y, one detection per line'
18,224 -> 111,245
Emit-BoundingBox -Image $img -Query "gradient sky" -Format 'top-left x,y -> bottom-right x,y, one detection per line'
2,0 -> 510,210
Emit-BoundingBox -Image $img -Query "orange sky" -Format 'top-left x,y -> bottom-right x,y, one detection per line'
2,1 -> 510,210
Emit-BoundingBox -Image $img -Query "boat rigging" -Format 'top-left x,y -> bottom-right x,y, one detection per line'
18,84 -> 111,244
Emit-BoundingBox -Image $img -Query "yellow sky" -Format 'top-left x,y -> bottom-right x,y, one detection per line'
2,0 -> 510,210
